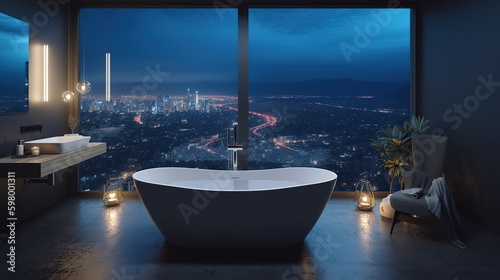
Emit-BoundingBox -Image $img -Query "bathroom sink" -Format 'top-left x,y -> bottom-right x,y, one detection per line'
24,136 -> 91,154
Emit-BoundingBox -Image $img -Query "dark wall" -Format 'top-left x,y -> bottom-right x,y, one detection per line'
417,0 -> 500,235
0,0 -> 72,223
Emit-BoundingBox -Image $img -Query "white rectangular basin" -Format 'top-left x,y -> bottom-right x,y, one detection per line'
24,136 -> 91,154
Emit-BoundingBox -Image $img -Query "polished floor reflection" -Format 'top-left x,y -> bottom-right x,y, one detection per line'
1,196 -> 500,280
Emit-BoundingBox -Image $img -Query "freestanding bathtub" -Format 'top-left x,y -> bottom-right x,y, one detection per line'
132,167 -> 337,249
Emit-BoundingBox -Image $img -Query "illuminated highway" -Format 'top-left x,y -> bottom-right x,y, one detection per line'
200,105 -> 299,155
201,135 -> 227,159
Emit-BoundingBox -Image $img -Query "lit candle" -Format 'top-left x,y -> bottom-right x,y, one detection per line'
358,194 -> 373,210
104,189 -> 121,206
31,146 -> 40,156
108,192 -> 117,201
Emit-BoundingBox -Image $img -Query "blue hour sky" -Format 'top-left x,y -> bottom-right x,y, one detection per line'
80,8 -> 410,96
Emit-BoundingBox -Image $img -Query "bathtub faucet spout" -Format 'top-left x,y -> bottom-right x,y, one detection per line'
227,123 -> 243,170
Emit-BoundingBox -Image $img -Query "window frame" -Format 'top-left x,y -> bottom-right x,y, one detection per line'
72,1 -> 416,193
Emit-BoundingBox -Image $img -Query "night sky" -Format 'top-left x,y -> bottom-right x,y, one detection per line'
80,8 -> 410,96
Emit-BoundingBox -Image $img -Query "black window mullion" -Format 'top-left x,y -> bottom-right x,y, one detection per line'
237,6 -> 249,170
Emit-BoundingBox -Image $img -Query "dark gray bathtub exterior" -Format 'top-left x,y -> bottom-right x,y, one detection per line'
133,167 -> 337,249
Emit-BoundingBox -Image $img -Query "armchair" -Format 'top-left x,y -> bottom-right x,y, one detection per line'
389,135 -> 466,248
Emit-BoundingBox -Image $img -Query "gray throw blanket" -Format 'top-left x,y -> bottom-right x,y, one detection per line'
400,188 -> 423,199
425,177 -> 467,249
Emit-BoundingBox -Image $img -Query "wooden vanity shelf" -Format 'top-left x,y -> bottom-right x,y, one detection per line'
0,142 -> 106,179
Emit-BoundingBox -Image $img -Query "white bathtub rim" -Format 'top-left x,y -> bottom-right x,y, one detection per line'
133,167 -> 337,192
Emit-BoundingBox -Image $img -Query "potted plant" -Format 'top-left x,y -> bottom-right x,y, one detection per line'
370,115 -> 430,193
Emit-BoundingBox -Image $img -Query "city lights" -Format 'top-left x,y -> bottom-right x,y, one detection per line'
79,92 -> 407,193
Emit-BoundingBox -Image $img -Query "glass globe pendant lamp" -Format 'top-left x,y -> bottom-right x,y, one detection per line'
61,91 -> 75,103
76,80 -> 92,94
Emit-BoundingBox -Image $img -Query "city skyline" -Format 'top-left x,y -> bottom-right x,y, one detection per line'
80,92 -> 408,192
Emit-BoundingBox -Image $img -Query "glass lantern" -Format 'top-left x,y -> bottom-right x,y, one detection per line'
354,178 -> 376,210
103,177 -> 123,207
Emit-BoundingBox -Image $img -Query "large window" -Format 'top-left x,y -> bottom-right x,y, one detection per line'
248,8 -> 411,191
79,7 -> 411,192
79,8 -> 238,191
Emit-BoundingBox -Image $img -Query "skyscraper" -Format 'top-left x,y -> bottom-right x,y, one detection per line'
195,91 -> 199,110
156,96 -> 164,114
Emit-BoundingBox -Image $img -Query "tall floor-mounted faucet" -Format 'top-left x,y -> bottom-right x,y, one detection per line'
227,123 -> 243,170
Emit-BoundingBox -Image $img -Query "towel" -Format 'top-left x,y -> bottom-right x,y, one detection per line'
400,188 -> 423,199
425,177 -> 467,250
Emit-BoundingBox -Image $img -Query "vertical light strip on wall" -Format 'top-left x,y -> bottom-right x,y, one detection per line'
43,45 -> 49,102
105,52 -> 111,101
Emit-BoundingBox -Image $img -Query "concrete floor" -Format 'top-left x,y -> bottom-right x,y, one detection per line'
1,196 -> 500,280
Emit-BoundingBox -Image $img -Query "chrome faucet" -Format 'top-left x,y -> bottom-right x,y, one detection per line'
227,123 -> 243,170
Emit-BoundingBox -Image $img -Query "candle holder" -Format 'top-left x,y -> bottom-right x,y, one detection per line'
103,177 -> 123,207
354,178 -> 375,210
30,146 -> 40,156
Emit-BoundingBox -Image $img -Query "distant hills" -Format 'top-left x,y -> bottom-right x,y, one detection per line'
250,78 -> 408,98
108,78 -> 410,99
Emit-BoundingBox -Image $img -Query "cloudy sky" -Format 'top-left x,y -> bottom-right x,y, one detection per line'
80,8 -> 410,96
